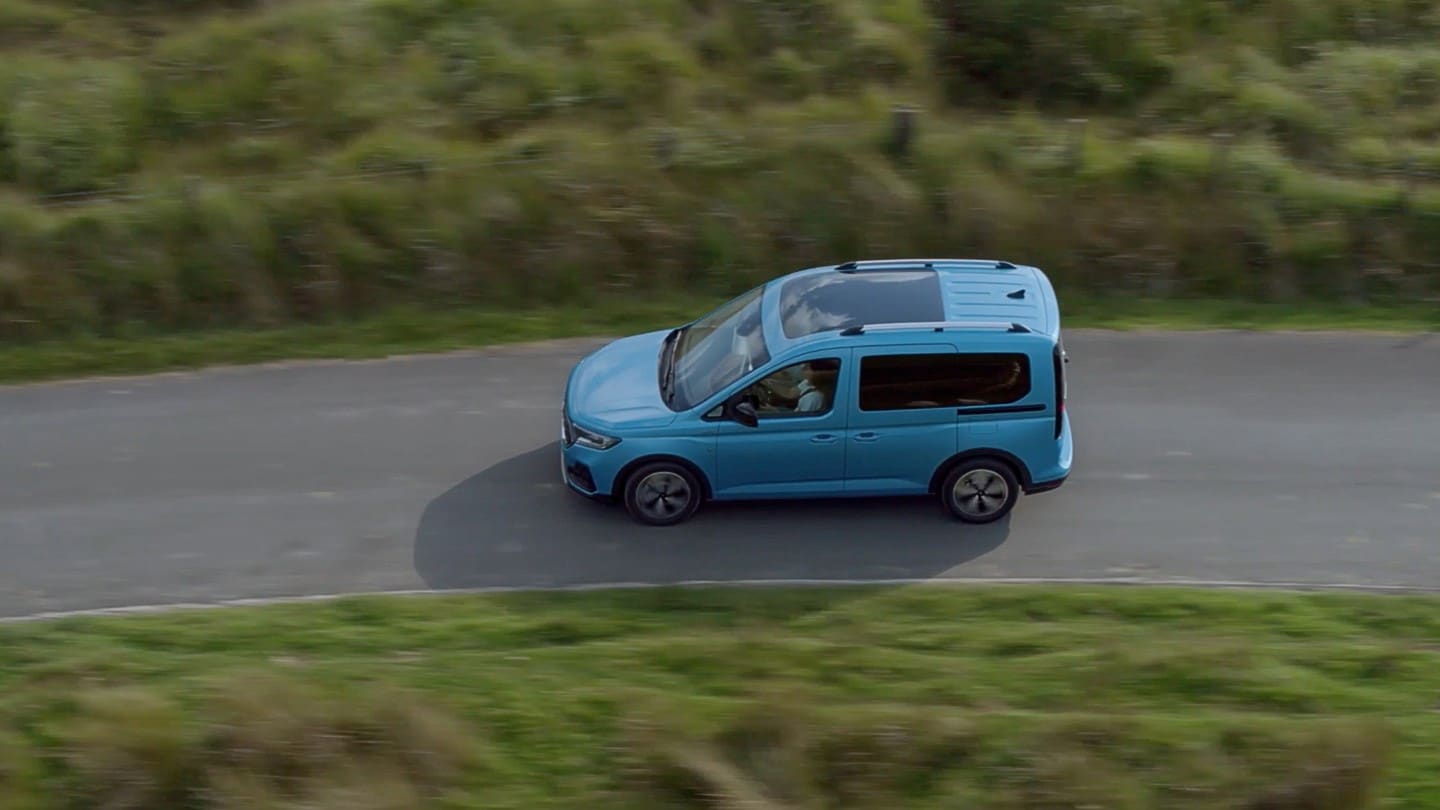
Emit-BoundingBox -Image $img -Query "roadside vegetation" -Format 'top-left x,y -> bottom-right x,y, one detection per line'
2,0 -> 1440,364
2,295 -> 1435,385
1,585 -> 1439,808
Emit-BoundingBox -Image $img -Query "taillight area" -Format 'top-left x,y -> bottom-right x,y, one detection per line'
1053,343 -> 1066,439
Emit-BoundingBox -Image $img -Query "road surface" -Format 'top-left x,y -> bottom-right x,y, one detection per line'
2,330 -> 1438,619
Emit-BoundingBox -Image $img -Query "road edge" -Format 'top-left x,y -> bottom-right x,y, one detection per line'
6,576 -> 1440,625
2,327 -> 1433,391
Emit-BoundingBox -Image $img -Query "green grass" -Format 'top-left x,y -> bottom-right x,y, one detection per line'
2,585 -> 1439,808
0,298 -> 712,384
4,0 -> 1440,346
1,295 -> 1435,385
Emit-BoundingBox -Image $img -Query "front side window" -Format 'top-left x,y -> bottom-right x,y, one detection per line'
668,285 -> 771,410
737,358 -> 842,418
859,353 -> 1031,411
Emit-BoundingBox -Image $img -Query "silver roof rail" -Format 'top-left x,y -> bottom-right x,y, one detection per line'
839,320 -> 1031,336
835,258 -> 1018,272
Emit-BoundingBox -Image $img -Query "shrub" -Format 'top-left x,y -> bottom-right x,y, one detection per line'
3,58 -> 142,195
30,674 -> 483,810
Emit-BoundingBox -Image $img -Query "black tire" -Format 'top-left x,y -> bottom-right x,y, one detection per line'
622,461 -> 703,526
940,458 -> 1019,524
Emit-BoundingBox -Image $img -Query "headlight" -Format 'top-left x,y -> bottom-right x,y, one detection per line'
572,422 -> 621,451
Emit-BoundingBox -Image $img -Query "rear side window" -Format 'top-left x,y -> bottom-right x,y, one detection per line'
859,353 -> 1031,411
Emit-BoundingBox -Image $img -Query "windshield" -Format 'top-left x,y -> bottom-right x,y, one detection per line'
667,285 -> 771,410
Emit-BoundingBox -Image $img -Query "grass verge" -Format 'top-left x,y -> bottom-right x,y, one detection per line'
2,584 -> 1439,808
2,296 -> 1436,385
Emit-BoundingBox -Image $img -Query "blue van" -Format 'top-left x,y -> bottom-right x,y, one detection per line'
560,258 -> 1072,526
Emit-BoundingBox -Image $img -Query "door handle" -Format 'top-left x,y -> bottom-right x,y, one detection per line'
853,432 -> 879,443
810,434 -> 837,444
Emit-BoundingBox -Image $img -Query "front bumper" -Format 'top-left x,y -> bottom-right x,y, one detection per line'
560,408 -> 592,495
560,444 -> 623,501
560,409 -> 621,499
562,456 -> 597,494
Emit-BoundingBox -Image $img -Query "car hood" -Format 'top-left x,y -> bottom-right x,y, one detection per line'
564,328 -> 677,429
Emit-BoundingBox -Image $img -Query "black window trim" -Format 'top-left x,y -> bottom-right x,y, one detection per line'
956,402 -> 1047,416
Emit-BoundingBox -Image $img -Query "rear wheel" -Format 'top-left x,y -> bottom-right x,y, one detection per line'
623,461 -> 702,526
941,459 -> 1019,524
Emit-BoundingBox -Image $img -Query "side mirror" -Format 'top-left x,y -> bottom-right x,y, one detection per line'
731,399 -> 759,428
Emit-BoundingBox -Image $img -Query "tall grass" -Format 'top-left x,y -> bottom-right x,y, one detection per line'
1,0 -> 1439,342
22,673 -> 481,809
618,698 -> 1393,810
3,585 -> 1436,807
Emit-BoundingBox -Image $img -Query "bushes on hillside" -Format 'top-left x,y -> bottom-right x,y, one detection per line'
1,122 -> 1435,341
1,0 -> 1440,340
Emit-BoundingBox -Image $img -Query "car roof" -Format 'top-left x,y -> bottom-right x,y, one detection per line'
760,258 -> 1061,355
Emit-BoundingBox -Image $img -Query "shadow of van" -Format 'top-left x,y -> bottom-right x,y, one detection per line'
413,443 -> 1011,592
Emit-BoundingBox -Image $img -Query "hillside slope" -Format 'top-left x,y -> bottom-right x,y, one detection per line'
2,0 -> 1439,340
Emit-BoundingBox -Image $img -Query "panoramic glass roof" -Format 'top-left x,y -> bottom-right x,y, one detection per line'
778,269 -> 944,339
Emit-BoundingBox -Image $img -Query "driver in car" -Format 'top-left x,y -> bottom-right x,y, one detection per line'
762,359 -> 838,414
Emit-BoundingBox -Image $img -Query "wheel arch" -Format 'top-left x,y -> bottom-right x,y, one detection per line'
929,448 -> 1033,494
611,454 -> 714,501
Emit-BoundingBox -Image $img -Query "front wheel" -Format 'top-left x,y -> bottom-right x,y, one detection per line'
622,462 -> 702,526
941,459 -> 1019,524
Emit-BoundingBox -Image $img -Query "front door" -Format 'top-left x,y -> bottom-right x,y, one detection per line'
843,344 -> 961,496
712,351 -> 852,499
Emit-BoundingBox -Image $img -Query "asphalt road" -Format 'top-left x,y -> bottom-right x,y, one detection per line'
2,330 -> 1438,619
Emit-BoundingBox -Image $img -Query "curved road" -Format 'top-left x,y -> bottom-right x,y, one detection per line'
2,330 -> 1438,619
